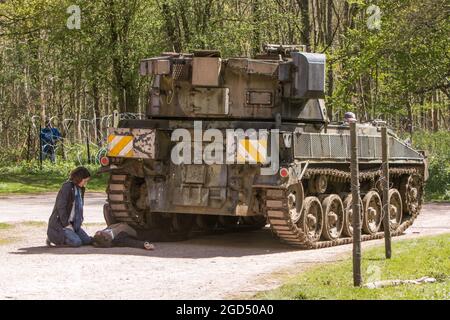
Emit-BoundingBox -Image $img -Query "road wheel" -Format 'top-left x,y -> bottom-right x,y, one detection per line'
362,190 -> 382,235
342,194 -> 363,237
400,174 -> 422,217
321,194 -> 344,240
298,197 -> 323,243
388,189 -> 403,231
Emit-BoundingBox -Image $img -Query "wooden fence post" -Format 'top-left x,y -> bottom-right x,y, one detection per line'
39,123 -> 43,171
350,122 -> 362,286
113,110 -> 119,128
381,126 -> 392,258
86,136 -> 91,165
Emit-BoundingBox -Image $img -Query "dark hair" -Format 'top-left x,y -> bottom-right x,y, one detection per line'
92,231 -> 113,248
69,167 -> 91,185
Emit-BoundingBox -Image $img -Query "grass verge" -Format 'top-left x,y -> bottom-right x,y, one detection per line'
21,221 -> 47,227
0,223 -> 13,230
412,131 -> 450,201
0,223 -> 15,246
256,233 -> 450,300
0,239 -> 15,246
0,161 -> 107,194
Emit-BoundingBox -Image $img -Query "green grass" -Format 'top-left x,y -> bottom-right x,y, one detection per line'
21,221 -> 47,227
0,161 -> 107,194
0,237 -> 17,246
83,222 -> 107,227
256,234 -> 450,300
0,223 -> 15,245
0,223 -> 13,230
0,239 -> 13,245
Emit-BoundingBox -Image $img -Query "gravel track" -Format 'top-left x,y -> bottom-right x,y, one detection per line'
0,194 -> 448,300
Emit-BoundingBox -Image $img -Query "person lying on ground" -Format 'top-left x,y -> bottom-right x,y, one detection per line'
46,167 -> 93,247
92,222 -> 188,250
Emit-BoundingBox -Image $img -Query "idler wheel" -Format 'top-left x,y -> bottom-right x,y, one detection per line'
287,183 -> 304,224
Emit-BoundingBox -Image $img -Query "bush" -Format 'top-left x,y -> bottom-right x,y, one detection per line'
412,131 -> 450,201
0,160 -> 101,178
0,160 -> 107,194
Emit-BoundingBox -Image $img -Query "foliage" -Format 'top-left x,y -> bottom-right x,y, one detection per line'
412,131 -> 450,201
257,233 -> 450,300
330,0 -> 450,123
0,0 -> 448,196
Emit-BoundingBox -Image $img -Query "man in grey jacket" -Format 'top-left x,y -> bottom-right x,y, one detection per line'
92,222 -> 188,249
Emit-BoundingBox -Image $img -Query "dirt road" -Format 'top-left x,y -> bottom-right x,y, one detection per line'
0,192 -> 106,223
0,199 -> 449,300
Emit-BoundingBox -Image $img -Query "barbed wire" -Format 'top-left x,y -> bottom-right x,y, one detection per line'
28,112 -> 145,166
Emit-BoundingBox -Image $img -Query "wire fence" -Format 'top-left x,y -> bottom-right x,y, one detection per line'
29,112 -> 145,166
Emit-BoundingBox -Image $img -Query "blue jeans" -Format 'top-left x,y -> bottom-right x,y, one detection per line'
63,227 -> 92,247
42,146 -> 56,163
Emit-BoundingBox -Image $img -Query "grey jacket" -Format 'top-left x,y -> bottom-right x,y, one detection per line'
47,181 -> 85,245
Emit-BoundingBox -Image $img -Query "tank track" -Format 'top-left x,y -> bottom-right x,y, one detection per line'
107,167 -> 423,248
106,174 -> 145,226
266,167 -> 422,249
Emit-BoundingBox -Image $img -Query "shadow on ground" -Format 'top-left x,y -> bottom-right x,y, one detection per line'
11,228 -> 300,259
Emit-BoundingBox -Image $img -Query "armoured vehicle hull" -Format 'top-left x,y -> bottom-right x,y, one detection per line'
101,46 -> 427,248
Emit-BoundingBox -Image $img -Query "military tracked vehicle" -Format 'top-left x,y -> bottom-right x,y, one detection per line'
100,44 -> 427,248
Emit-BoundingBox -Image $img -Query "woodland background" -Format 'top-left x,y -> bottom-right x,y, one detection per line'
0,0 -> 448,198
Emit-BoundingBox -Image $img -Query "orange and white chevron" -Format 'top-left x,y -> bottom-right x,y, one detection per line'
237,136 -> 267,164
107,134 -> 134,157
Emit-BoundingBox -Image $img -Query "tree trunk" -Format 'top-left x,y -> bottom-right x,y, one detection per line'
161,3 -> 182,52
297,0 -> 311,49
92,82 -> 100,144
406,98 -> 413,142
252,0 -> 261,55
326,0 -> 334,120
432,90 -> 439,132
